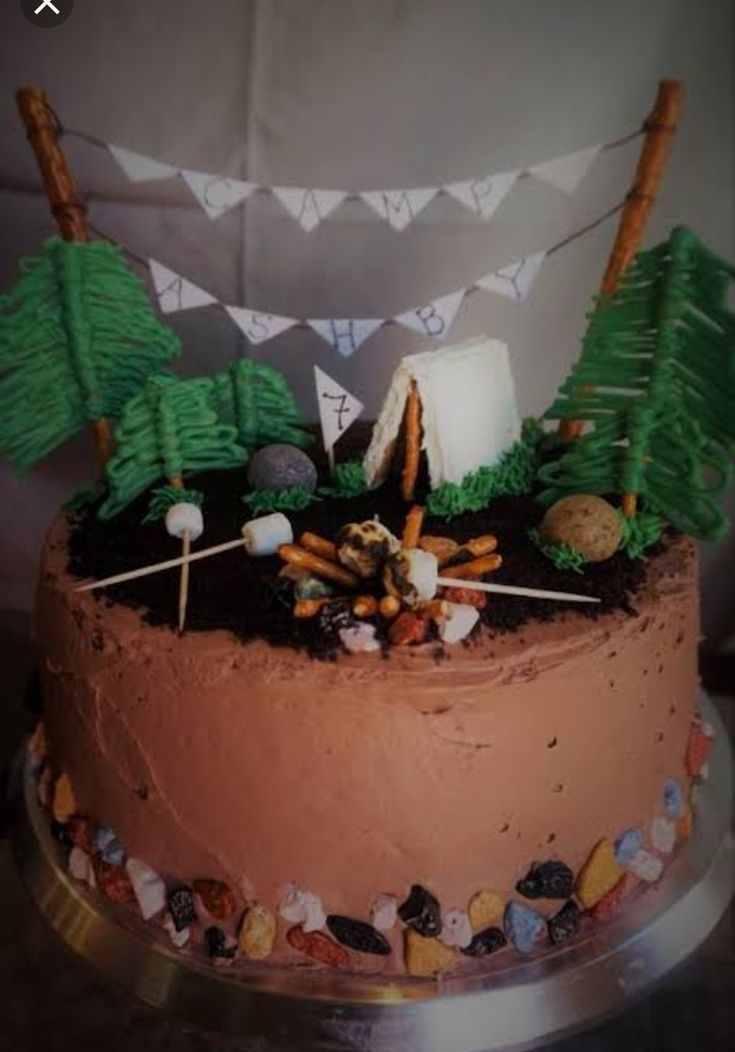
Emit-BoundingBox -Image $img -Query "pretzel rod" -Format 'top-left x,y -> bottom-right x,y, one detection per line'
402,505 -> 424,549
463,534 -> 498,558
441,553 -> 503,579
74,537 -> 245,592
353,595 -> 379,618
436,577 -> 600,604
401,382 -> 421,502
300,531 -> 338,562
278,544 -> 359,588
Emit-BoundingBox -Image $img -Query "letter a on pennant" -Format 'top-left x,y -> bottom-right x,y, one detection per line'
149,260 -> 217,314
314,365 -> 364,456
273,188 -> 346,231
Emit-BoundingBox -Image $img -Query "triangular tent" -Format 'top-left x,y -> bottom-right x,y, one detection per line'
363,335 -> 521,492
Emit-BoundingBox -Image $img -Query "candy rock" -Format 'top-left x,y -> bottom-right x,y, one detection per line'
163,912 -> 190,948
52,773 -> 76,824
384,548 -> 438,608
663,778 -> 684,818
676,804 -> 694,841
193,879 -> 237,921
37,766 -> 54,809
165,502 -> 204,542
685,719 -> 714,777
370,892 -> 398,932
68,815 -> 94,854
167,886 -> 197,931
126,858 -> 167,921
461,926 -> 507,957
398,883 -> 442,937
93,825 -> 125,866
28,721 -> 47,769
286,925 -> 349,968
468,889 -> 504,932
539,495 -> 622,563
68,846 -> 93,884
387,610 -> 429,646
247,444 -> 317,493
575,839 -> 622,909
241,512 -> 293,557
339,623 -> 381,654
292,573 -> 337,600
650,816 -> 676,854
516,859 -> 574,900
627,849 -> 664,884
403,929 -> 456,977
204,926 -> 236,959
440,908 -> 473,949
93,858 -> 134,904
327,915 -> 392,956
504,901 -> 546,954
337,520 -> 399,579
278,884 -> 326,933
614,827 -> 643,866
547,900 -> 582,945
592,873 -> 636,922
239,903 -> 277,960
437,603 -> 480,645
438,584 -> 487,610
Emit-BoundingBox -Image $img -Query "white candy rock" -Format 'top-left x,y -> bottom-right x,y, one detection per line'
69,846 -> 93,884
165,502 -> 204,541
437,603 -> 480,644
627,849 -> 664,884
370,892 -> 398,932
339,624 -> 381,654
441,907 -> 473,949
163,912 -> 190,948
241,512 -> 293,557
650,817 -> 676,855
126,857 -> 167,920
278,884 -> 326,932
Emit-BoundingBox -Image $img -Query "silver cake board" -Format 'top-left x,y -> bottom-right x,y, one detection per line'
8,693 -> 734,1052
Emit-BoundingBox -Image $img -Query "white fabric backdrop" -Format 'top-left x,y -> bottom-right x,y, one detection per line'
0,0 -> 732,639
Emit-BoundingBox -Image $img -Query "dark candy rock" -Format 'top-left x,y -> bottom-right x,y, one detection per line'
318,600 -> 355,636
326,915 -> 392,956
398,884 -> 442,937
204,926 -> 236,959
50,820 -> 72,849
168,886 -> 197,932
547,900 -> 582,945
246,444 -> 317,493
461,925 -> 508,958
516,860 -> 575,900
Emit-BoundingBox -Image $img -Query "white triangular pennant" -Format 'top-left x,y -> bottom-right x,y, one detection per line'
108,145 -> 178,183
314,365 -> 364,453
273,187 -> 346,231
181,170 -> 255,220
307,318 -> 383,358
360,188 -> 438,231
394,289 -> 465,338
528,145 -> 601,194
224,306 -> 297,344
149,260 -> 217,314
444,170 -> 519,220
477,251 -> 546,302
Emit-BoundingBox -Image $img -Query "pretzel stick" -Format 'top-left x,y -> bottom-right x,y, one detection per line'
402,505 -> 424,549
300,531 -> 338,562
294,598 -> 335,618
278,545 -> 359,588
401,382 -> 421,502
75,537 -> 245,592
463,534 -> 498,557
441,553 -> 503,579
436,577 -> 600,604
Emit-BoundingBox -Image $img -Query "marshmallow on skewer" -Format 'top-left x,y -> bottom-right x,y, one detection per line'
165,502 -> 204,541
242,513 -> 294,557
383,548 -> 438,608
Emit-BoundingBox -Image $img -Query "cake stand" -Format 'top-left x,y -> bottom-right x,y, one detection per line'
9,693 -> 734,1052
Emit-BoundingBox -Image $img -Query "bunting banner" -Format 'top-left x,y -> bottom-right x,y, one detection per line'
91,126 -> 637,232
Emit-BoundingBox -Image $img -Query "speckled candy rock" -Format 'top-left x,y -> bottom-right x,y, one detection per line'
539,495 -> 622,563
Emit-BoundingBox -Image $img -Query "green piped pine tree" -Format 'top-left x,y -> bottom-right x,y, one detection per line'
0,238 -> 180,472
539,227 -> 735,541
212,358 -> 311,451
98,374 -> 247,519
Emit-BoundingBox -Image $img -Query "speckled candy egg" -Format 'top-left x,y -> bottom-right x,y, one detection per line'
246,444 -> 318,493
539,495 -> 622,563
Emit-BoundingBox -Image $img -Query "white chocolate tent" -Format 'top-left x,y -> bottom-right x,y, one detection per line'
363,335 -> 521,490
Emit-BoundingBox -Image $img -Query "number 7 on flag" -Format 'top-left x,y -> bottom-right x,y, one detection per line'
314,365 -> 364,473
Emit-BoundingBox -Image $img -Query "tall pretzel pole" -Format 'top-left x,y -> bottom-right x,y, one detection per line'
16,86 -> 113,467
559,79 -> 685,457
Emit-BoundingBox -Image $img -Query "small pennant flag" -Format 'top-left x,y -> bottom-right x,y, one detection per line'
394,289 -> 465,338
528,145 -> 601,194
149,260 -> 217,314
477,251 -> 546,302
444,170 -> 519,220
108,145 -> 178,183
308,318 -> 383,358
225,306 -> 297,345
181,170 -> 255,220
273,187 -> 346,232
314,365 -> 364,458
361,188 -> 438,231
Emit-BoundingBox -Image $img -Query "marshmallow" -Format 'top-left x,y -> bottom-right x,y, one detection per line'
241,513 -> 293,557
441,908 -> 473,949
370,892 -> 398,932
278,884 -> 326,932
126,858 -> 167,920
384,548 -> 438,608
437,603 -> 480,644
165,502 -> 204,541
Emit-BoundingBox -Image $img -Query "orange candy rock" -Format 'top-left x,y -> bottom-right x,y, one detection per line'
286,925 -> 350,968
685,720 -> 714,777
575,839 -> 622,909
404,929 -> 456,977
388,611 -> 429,647
52,772 -> 77,824
193,879 -> 237,921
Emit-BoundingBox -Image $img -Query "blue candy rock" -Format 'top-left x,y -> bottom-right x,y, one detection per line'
246,444 -> 317,493
504,901 -> 545,954
663,778 -> 684,818
93,825 -> 125,866
614,827 -> 642,865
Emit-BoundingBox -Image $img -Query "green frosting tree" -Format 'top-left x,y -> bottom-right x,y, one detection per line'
98,373 -> 247,519
212,358 -> 311,452
539,227 -> 735,541
0,238 -> 180,473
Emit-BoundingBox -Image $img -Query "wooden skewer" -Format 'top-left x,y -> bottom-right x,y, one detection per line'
169,476 -> 192,634
436,576 -> 600,604
74,537 -> 245,592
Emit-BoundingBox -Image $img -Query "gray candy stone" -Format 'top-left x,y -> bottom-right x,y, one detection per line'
246,444 -> 318,493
